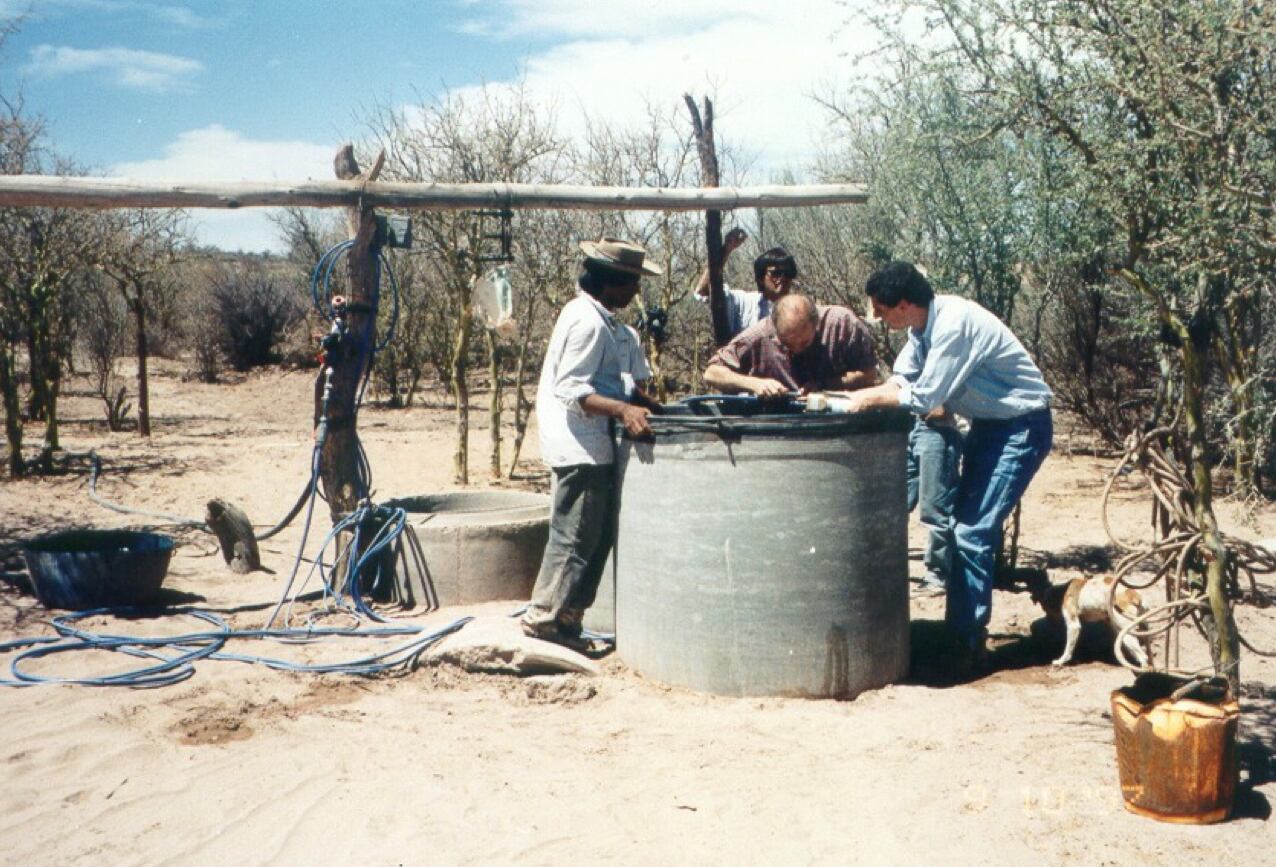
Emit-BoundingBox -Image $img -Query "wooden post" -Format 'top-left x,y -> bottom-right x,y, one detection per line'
131,294 -> 152,437
685,94 -> 730,347
316,144 -> 385,524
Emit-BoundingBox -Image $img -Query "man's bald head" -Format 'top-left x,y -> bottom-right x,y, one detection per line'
773,294 -> 819,356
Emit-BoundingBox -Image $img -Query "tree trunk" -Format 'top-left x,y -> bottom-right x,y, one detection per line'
451,303 -> 473,485
133,298 -> 151,437
506,327 -> 533,479
1213,292 -> 1260,495
485,328 -> 502,478
383,347 -> 404,408
1180,334 -> 1241,691
25,335 -> 48,421
38,379 -> 59,471
684,94 -> 730,347
649,341 -> 666,403
0,343 -> 24,477
26,324 -> 60,454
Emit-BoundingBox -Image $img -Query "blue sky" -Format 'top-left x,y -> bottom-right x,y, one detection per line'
1,0 -> 879,251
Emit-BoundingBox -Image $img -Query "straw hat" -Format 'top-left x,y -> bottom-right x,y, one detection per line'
579,237 -> 663,277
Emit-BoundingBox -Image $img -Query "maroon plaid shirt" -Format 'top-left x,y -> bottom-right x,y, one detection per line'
707,305 -> 878,392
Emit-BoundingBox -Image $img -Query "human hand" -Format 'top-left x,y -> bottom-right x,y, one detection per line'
749,377 -> 789,399
618,404 -> 653,437
724,227 -> 747,253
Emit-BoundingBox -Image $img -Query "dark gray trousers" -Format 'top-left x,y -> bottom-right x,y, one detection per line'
522,463 -> 617,633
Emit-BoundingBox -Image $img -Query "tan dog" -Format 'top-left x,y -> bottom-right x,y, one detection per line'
1027,572 -> 1151,667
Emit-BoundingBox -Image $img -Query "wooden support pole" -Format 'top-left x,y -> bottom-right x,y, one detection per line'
685,94 -> 730,347
315,144 -> 384,525
0,175 -> 869,211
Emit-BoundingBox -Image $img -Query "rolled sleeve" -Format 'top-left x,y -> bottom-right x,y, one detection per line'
891,338 -> 923,382
899,325 -> 983,416
552,320 -> 606,413
707,338 -> 747,373
631,352 -> 652,383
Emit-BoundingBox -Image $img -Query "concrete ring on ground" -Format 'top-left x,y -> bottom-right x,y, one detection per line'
384,491 -> 550,609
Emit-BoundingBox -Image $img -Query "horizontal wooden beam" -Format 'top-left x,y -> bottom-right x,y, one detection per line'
0,175 -> 869,211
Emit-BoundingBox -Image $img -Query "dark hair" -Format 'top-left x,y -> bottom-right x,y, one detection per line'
864,261 -> 934,308
579,260 -> 641,298
753,247 -> 798,283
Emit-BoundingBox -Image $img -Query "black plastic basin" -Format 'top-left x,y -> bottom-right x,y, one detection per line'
22,530 -> 174,610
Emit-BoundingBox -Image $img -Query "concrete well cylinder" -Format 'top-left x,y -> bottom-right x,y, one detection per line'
384,491 -> 549,609
613,406 -> 912,698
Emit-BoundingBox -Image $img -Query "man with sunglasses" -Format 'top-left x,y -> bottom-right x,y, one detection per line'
694,229 -> 799,338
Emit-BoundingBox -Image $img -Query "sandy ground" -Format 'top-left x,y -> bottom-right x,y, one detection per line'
1,361 -> 1274,866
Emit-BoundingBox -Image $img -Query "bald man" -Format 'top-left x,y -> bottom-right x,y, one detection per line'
703,294 -> 879,397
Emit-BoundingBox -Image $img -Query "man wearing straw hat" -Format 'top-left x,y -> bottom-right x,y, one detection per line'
521,238 -> 661,648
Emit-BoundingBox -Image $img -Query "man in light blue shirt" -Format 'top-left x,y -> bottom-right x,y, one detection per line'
844,262 -> 1053,672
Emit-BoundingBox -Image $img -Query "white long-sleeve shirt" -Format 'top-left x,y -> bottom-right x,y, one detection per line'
537,291 -> 638,467
698,282 -> 772,338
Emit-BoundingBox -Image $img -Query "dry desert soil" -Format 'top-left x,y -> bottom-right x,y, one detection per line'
1,361 -> 1274,865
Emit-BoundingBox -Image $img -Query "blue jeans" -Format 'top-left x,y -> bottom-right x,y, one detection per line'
948,409 -> 1053,644
906,420 -> 963,583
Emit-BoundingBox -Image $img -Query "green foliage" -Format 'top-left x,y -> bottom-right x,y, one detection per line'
849,0 -> 1276,682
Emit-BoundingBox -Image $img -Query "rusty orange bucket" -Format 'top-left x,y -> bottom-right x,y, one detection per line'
1111,673 -> 1240,824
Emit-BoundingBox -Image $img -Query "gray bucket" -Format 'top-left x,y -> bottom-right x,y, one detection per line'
384,491 -> 550,609
611,401 -> 913,698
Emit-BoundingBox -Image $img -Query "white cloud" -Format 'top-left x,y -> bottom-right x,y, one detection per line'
26,44 -> 204,92
144,3 -> 215,29
10,1 -> 216,29
112,125 -> 336,253
457,0 -> 734,39
453,0 -> 881,176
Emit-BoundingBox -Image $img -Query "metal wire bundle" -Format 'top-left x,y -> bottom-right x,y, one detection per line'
1101,426 -> 1276,674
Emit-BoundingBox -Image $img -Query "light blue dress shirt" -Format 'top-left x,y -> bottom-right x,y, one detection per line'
890,295 -> 1052,420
